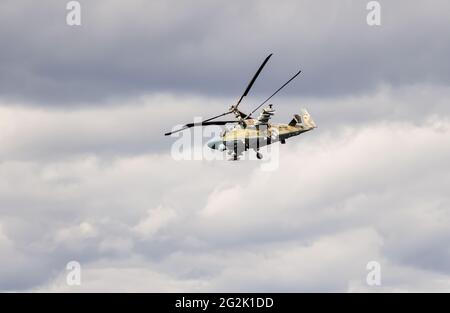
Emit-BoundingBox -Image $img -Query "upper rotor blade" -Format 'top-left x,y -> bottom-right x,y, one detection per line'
235,53 -> 273,109
203,111 -> 233,123
246,69 -> 302,118
164,120 -> 237,136
165,111 -> 233,136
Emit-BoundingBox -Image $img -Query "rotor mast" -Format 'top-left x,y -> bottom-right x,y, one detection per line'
164,53 -> 303,136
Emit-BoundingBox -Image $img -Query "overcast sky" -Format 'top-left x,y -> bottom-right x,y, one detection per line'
0,0 -> 450,292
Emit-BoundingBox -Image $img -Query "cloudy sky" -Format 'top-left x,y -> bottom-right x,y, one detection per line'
1,0 -> 450,292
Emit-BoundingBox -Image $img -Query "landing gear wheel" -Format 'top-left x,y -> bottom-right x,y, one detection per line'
256,152 -> 263,160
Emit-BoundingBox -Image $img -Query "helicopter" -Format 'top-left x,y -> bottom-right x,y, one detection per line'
164,54 -> 317,160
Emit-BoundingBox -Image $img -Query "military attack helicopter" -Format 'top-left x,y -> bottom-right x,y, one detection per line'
164,54 -> 316,160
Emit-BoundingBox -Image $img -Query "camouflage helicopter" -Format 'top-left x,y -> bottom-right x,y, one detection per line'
164,54 -> 316,160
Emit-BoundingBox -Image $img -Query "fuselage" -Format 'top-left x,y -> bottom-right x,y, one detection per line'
207,121 -> 314,153
206,107 -> 316,159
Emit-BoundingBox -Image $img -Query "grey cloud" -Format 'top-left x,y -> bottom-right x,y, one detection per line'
1,84 -> 450,162
1,0 -> 450,293
1,0 -> 450,104
1,114 -> 450,291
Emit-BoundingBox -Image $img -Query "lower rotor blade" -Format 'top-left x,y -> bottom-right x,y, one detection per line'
164,120 -> 237,136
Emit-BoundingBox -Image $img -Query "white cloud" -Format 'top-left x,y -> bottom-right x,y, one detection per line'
2,0 -> 450,102
0,224 -> 14,256
133,206 -> 177,238
55,222 -> 98,243
1,88 -> 450,291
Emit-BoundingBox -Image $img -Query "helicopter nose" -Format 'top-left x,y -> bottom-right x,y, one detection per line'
207,137 -> 225,151
207,137 -> 220,150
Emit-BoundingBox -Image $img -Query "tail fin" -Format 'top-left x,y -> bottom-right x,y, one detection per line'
288,108 -> 316,128
288,115 -> 300,126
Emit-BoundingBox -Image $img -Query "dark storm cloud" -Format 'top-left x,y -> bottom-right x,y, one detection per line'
1,0 -> 450,104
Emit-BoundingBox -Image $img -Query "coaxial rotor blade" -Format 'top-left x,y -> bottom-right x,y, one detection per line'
164,121 -> 237,136
245,70 -> 302,119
